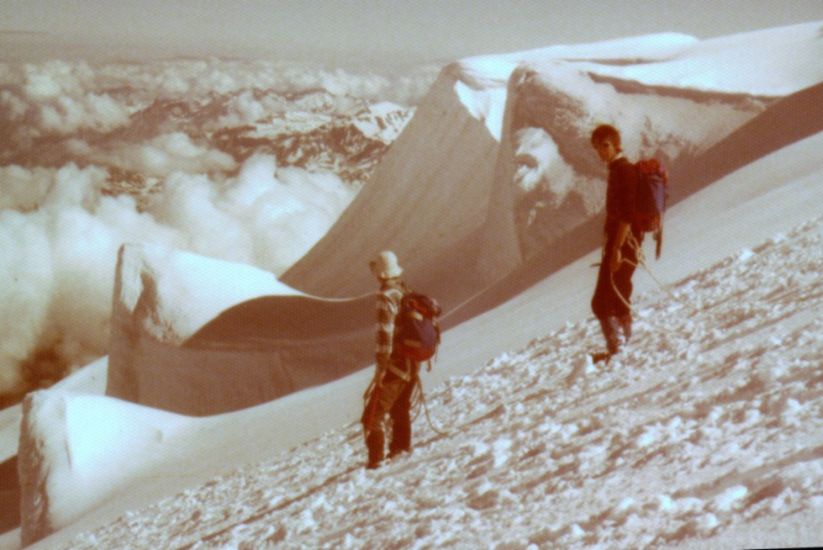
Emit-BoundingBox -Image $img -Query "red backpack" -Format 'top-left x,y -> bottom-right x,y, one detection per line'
634,158 -> 669,258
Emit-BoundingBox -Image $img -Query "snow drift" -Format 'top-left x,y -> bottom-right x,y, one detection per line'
106,243 -> 376,415
0,357 -> 107,539
17,390 -> 190,546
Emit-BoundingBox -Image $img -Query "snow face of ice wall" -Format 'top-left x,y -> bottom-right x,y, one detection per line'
482,60 -> 770,265
281,31 -> 787,309
281,64 -> 509,307
486,22 -> 823,269
107,243 -> 376,415
18,389 -> 189,545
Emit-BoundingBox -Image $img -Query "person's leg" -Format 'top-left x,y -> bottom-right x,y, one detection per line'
591,251 -> 612,320
592,252 -> 620,354
613,263 -> 633,347
365,430 -> 384,469
613,234 -> 642,344
388,375 -> 416,458
363,375 -> 405,468
598,316 -> 621,355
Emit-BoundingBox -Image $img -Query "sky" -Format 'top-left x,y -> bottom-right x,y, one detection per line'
1,0 -> 822,67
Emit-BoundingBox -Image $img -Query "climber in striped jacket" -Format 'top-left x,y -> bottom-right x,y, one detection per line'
361,250 -> 417,469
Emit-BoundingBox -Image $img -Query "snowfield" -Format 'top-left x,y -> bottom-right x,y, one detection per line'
53,215 -> 823,549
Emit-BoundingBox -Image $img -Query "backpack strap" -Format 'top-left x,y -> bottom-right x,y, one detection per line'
654,227 -> 663,259
385,358 -> 417,382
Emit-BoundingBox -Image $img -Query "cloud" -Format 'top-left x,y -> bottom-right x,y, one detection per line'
0,165 -> 55,211
0,209 -> 53,394
0,56 -> 435,396
215,90 -> 269,127
148,154 -> 354,273
0,156 -> 354,393
99,133 -> 237,177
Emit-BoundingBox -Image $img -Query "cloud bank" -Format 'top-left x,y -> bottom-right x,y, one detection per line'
0,154 -> 354,396
0,57 -> 439,398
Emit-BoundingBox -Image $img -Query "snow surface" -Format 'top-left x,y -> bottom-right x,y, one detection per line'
3,20 -> 823,549
114,242 -> 304,344
105,242 -> 376,415
280,23 -> 819,306
31,204 -> 823,550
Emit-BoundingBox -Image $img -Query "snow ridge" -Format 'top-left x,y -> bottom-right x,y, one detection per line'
59,216 -> 823,549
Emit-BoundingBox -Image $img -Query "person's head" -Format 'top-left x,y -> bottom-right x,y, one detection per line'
369,250 -> 403,281
591,124 -> 622,163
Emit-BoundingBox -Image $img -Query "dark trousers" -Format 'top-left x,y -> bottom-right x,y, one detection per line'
362,361 -> 417,467
591,232 -> 642,352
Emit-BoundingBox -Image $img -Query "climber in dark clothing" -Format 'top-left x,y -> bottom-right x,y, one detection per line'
590,124 -> 644,361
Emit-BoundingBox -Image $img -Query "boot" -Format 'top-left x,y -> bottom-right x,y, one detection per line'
599,316 -> 621,355
388,413 -> 411,459
365,430 -> 384,469
617,313 -> 632,344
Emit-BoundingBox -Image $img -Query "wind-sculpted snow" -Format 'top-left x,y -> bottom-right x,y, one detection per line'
281,66 -> 505,304
55,216 -> 823,549
107,243 -> 380,415
282,25 -> 820,310
18,390 -> 191,546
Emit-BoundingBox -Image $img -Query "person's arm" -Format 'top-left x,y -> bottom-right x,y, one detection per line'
609,221 -> 631,272
375,290 -> 398,367
609,160 -> 637,272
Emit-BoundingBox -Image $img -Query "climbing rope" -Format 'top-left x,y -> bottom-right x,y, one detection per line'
413,376 -> 450,437
608,235 -> 701,316
364,360 -> 449,438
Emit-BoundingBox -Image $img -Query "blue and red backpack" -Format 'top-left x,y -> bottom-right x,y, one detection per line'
394,292 -> 441,362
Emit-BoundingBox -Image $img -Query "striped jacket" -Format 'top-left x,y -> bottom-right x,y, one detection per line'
375,279 -> 407,367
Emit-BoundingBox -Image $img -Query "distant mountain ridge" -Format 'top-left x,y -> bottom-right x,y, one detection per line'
211,98 -> 412,187
0,85 -> 413,194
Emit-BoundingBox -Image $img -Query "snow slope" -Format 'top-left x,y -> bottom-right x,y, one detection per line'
35,172 -> 823,549
96,22 -> 822,422
18,127 -> 823,548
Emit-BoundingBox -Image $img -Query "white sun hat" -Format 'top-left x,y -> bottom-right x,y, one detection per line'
370,250 -> 403,279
